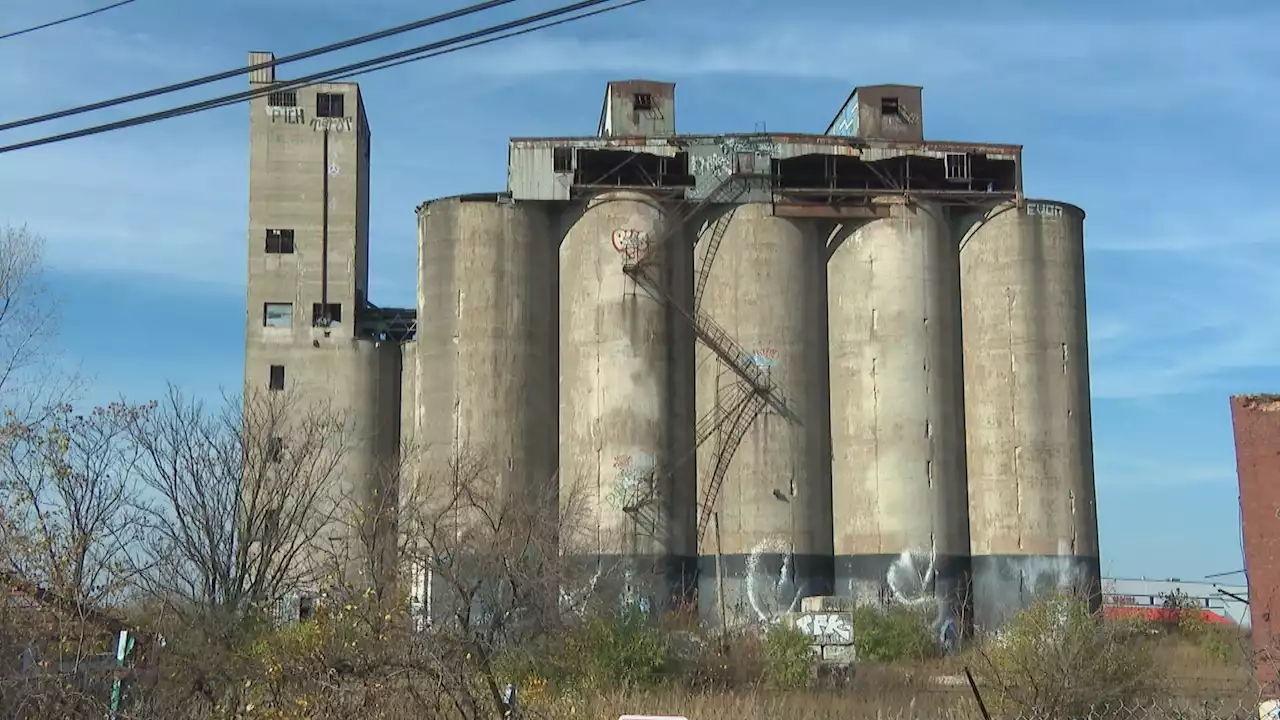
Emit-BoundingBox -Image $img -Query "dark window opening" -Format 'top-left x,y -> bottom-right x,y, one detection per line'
265,228 -> 295,254
880,96 -> 900,115
633,93 -> 654,111
575,149 -> 694,188
268,364 -> 285,391
263,302 -> 293,328
266,436 -> 283,463
316,92 -> 345,118
552,146 -> 574,173
312,302 -> 343,327
772,153 -> 1018,194
299,595 -> 316,620
267,91 -> 297,108
944,153 -> 971,181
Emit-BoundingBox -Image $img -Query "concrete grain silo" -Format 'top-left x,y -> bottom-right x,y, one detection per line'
559,190 -> 697,607
958,199 -> 1100,630
827,198 -> 970,627
694,202 -> 833,621
415,195 -> 559,505
338,340 -> 404,582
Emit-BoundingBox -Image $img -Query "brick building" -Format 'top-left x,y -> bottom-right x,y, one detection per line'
1232,394 -> 1280,692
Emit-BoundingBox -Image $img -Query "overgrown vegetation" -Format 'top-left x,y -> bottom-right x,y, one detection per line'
974,590 -> 1160,719
850,604 -> 937,663
0,223 -> 1260,719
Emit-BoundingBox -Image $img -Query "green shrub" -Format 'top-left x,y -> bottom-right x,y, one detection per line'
850,604 -> 937,663
761,623 -> 813,690
976,591 -> 1157,719
553,608 -> 674,691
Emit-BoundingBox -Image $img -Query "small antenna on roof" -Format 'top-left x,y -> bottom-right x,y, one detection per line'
754,120 -> 767,133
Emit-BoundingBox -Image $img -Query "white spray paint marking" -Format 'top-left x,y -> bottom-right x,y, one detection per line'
745,537 -> 804,623
795,612 -> 853,644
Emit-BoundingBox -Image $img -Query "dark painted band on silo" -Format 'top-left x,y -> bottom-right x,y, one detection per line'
695,553 -> 834,618
971,554 -> 1102,632
563,553 -> 699,611
834,553 -> 972,628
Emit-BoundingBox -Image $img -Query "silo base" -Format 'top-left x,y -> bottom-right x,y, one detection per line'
835,553 -> 972,642
971,554 -> 1102,632
562,553 -> 698,614
696,553 -> 834,624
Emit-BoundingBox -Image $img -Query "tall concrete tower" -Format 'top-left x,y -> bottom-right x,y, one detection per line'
245,51 -> 402,592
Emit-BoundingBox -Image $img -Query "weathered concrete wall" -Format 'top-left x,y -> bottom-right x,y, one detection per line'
959,200 -> 1100,631
559,191 -> 696,606
415,196 -> 558,503
1233,394 -> 1280,693
827,199 -> 969,633
245,64 -> 396,587
694,203 -> 833,623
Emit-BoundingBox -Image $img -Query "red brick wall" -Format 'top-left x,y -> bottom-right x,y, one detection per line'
1233,394 -> 1280,693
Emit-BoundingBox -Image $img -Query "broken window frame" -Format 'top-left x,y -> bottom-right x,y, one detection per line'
316,93 -> 345,118
312,302 -> 343,327
944,152 -> 972,181
268,364 -> 285,391
265,228 -> 295,254
633,92 -> 654,111
263,303 -> 293,328
552,146 -> 574,173
880,96 -> 900,116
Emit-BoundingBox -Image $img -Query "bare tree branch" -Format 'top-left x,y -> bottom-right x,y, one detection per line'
126,384 -> 349,624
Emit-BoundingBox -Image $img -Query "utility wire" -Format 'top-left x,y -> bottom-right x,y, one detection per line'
0,0 -> 137,42
0,0 -> 523,132
0,0 -> 638,155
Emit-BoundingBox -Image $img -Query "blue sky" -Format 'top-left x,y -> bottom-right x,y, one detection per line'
1,0 -> 1276,582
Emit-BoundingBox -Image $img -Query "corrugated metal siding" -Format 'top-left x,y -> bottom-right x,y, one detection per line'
508,146 -> 571,201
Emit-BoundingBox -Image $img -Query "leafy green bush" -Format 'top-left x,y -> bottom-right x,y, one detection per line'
761,623 -> 813,690
976,590 -> 1157,718
850,604 -> 937,663
551,608 -> 674,691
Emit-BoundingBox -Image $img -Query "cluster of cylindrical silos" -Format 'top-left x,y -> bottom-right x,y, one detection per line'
414,191 -> 1099,630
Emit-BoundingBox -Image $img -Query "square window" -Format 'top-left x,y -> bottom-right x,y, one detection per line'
268,364 -> 285,391
312,302 -> 342,327
880,96 -> 900,115
633,93 -> 654,111
263,303 -> 293,328
316,92 -> 344,118
265,229 -> 295,254
552,146 -> 573,173
944,153 -> 972,181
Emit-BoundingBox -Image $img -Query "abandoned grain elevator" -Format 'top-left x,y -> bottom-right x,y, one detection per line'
244,51 -> 1102,630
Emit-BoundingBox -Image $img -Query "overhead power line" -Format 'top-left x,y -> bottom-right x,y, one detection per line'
0,0 -> 522,133
0,0 -> 641,155
0,0 -> 138,42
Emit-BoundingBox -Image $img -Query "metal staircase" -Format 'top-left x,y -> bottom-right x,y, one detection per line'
615,170 -> 806,547
693,206 -> 737,312
622,173 -> 798,423
696,383 -> 766,543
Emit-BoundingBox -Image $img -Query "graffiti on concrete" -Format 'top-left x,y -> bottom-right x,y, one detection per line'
794,612 -> 853,645
611,228 -> 653,260
606,451 -> 657,510
311,116 -> 354,133
749,347 -> 778,371
886,549 -> 935,608
1027,202 -> 1064,218
266,105 -> 306,124
885,548 -> 960,652
745,536 -> 804,623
